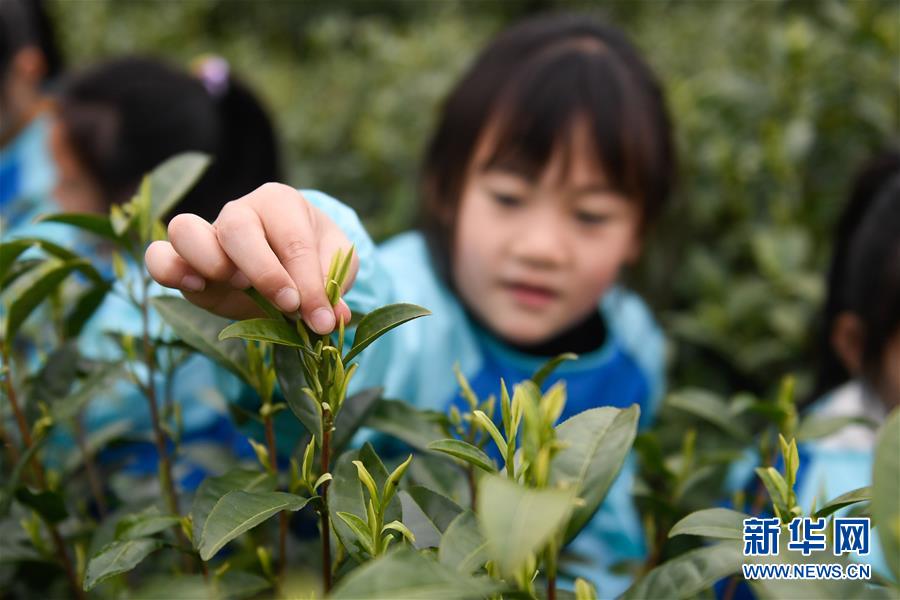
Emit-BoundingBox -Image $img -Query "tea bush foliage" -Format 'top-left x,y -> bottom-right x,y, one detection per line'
1,154 -> 897,599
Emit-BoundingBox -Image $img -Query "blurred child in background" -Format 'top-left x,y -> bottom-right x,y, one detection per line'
147,14 -> 676,595
50,55 -> 281,221
0,0 -> 63,236
40,55 -> 283,494
796,149 -> 900,574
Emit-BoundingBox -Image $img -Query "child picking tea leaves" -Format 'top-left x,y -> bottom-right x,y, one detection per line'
147,14 -> 676,595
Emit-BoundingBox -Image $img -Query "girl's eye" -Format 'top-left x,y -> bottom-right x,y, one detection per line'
491,193 -> 523,208
575,211 -> 611,225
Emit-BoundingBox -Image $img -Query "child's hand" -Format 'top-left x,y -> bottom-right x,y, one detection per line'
145,183 -> 357,334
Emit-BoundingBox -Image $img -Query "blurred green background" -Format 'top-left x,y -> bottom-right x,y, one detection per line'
48,0 -> 899,401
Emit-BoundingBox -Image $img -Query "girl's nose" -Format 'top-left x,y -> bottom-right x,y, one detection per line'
507,211 -> 569,269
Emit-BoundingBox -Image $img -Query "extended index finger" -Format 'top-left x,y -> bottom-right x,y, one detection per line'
250,185 -> 337,334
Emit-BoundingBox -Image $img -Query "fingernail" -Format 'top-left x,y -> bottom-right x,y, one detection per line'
337,299 -> 352,325
275,287 -> 300,312
230,271 -> 250,289
311,307 -> 335,334
181,275 -> 205,292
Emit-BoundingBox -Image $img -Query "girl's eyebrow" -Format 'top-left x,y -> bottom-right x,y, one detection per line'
478,162 -> 615,196
571,183 -> 615,197
479,159 -> 536,181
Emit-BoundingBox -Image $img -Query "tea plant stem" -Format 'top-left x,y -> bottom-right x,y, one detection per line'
140,277 -> 179,515
320,418 -> 333,594
2,349 -> 83,597
545,541 -> 560,600
75,412 -> 108,517
48,520 -> 85,600
2,345 -> 43,483
0,407 -> 22,467
139,275 -> 190,568
263,412 -> 288,590
466,466 -> 477,510
2,345 -> 34,449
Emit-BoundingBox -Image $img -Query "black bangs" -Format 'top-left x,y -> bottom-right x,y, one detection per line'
483,42 -> 644,202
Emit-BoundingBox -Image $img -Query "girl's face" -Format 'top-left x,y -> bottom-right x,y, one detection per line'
452,124 -> 642,345
48,117 -> 105,214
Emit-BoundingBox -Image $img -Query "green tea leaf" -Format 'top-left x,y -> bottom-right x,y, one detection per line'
14,488 -> 68,524
622,540 -> 743,600
872,408 -> 900,582
383,454 -> 413,508
353,460 -> 380,504
0,239 -> 36,281
477,474 -> 575,578
755,466 -> 791,519
1,257 -> 41,290
273,345 -> 322,442
812,486 -> 871,520
52,362 -> 124,422
399,486 -> 462,549
575,578 -> 597,600
343,303 -> 430,363
218,317 -> 306,348
669,508 -> 748,540
796,415 -> 877,441
403,486 -> 462,534
3,237 -> 103,281
667,389 -> 750,442
84,539 -> 163,590
4,258 -> 91,343
336,511 -> 375,555
128,575 -> 208,599
329,444 -> 401,562
148,152 -> 212,221
37,212 -> 119,242
64,282 -> 112,338
438,510 -> 487,574
427,439 -> 495,473
190,468 -> 276,545
332,387 -> 383,453
151,296 -> 251,383
0,436 -> 46,518
115,507 -> 180,541
407,453 -> 471,508
25,341 -> 80,406
550,405 -> 640,542
216,570 -> 272,600
330,547 -> 503,600
382,520 -> 416,544
199,491 -> 311,560
472,410 -> 506,456
366,399 -> 448,451
531,352 -> 577,388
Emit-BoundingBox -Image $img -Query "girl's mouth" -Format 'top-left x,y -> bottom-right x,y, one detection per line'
503,281 -> 559,309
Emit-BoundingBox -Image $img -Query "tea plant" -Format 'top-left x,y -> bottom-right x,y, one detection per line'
2,154 -> 897,599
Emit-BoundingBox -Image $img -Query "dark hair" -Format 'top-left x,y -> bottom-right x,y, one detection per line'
811,148 -> 900,399
56,55 -> 281,221
846,176 -> 900,385
419,13 -> 676,281
0,0 -> 63,81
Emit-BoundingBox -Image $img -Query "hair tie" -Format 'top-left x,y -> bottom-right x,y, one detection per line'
194,55 -> 230,98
